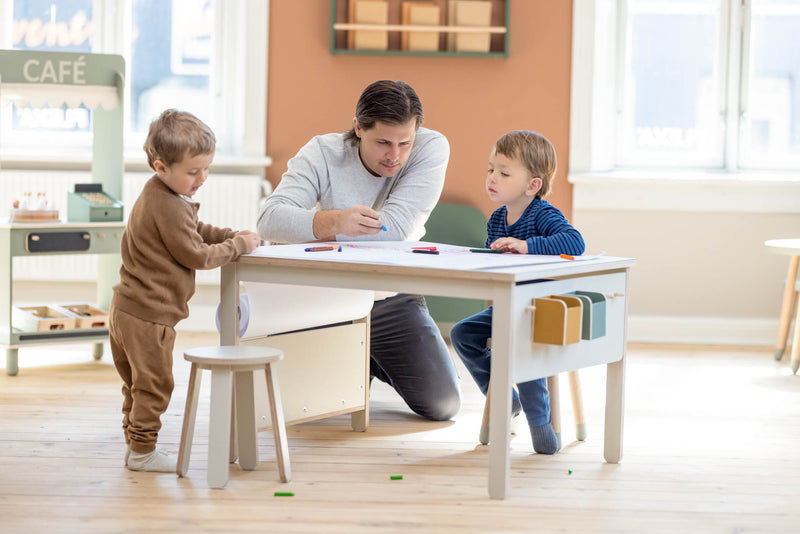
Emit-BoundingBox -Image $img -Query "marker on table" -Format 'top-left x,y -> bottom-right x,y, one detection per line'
412,246 -> 438,251
381,225 -> 387,231
412,249 -> 439,255
560,254 -> 575,260
470,248 -> 502,254
305,245 -> 342,252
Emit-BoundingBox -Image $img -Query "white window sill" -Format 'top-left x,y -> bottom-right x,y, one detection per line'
0,152 -> 272,174
568,170 -> 800,214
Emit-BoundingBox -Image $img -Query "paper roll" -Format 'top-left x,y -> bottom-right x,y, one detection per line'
215,294 -> 251,338
241,282 -> 374,338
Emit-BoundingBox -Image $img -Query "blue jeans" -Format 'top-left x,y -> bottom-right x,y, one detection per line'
450,306 -> 550,427
370,294 -> 461,421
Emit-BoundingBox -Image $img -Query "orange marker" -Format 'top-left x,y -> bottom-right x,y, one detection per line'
560,254 -> 575,260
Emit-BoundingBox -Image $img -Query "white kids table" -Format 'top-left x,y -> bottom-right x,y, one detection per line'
218,241 -> 635,499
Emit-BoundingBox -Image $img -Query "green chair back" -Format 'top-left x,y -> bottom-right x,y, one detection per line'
423,203 -> 489,327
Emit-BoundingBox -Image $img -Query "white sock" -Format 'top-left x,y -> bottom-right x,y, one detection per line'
127,449 -> 177,473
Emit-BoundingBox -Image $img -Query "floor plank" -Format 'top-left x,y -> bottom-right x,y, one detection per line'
1,335 -> 798,533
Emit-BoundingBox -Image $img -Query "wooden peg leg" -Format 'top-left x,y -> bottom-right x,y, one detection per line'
568,370 -> 587,441
775,255 -> 799,360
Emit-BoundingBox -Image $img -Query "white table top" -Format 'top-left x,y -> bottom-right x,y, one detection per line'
765,239 -> 800,256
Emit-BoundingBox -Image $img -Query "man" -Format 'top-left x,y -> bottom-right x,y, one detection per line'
257,80 -> 460,421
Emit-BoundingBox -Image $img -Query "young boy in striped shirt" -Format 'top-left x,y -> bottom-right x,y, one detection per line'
450,130 -> 585,454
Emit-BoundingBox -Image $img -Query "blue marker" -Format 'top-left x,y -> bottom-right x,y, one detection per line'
381,225 -> 387,231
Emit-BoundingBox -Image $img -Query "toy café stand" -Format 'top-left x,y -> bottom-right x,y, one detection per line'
0,50 -> 125,376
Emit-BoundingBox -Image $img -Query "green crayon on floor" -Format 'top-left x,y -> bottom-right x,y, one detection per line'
390,475 -> 403,480
274,491 -> 294,497
568,470 -> 573,475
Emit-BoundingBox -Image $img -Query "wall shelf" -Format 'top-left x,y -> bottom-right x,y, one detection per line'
330,0 -> 510,57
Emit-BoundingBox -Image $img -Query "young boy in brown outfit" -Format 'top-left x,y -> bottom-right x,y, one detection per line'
110,109 -> 260,472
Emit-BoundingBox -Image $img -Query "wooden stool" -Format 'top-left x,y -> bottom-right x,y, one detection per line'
177,345 -> 291,488
480,372 -> 586,449
765,239 -> 800,373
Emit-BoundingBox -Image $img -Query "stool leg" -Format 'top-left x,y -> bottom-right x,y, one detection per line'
265,363 -> 291,482
479,383 -> 491,445
208,369 -> 233,489
775,255 -> 799,360
177,363 -> 202,477
568,370 -> 587,441
547,375 -> 562,451
229,387 -> 238,464
235,370 -> 258,470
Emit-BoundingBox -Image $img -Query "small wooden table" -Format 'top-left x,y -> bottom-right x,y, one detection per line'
765,239 -> 800,373
220,242 -> 635,499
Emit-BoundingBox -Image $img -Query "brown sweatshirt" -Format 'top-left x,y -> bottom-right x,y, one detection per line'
112,175 -> 250,326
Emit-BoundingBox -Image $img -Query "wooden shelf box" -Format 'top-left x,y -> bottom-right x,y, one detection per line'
55,303 -> 110,329
12,306 -> 77,332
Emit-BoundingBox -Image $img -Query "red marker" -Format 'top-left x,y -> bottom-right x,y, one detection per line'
412,246 -> 438,251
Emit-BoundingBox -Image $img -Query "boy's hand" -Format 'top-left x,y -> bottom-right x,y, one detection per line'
236,231 -> 261,253
490,237 -> 528,254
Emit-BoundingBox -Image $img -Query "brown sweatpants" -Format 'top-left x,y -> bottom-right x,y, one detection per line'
109,305 -> 176,454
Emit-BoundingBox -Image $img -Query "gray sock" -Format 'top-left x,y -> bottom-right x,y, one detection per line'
530,422 -> 559,455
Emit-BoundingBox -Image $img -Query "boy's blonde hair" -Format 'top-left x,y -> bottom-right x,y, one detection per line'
494,130 -> 557,198
143,109 -> 216,170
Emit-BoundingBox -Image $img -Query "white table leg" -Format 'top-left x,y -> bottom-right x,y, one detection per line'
604,358 -> 625,463
208,368 -> 233,489
235,370 -> 258,470
488,288 -> 514,500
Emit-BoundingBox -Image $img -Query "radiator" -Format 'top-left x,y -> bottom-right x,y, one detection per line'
3,170 -> 264,284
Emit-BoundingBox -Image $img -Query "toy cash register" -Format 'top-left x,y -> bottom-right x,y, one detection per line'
67,183 -> 123,222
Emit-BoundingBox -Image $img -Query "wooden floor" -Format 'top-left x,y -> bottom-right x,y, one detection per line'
1,333 -> 798,533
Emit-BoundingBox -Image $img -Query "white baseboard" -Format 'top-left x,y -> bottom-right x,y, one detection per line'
628,316 -> 780,346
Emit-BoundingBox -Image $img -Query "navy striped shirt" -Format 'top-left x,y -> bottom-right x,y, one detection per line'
486,198 -> 585,255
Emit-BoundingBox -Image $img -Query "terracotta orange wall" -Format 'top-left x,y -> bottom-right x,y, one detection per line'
266,1 -> 574,219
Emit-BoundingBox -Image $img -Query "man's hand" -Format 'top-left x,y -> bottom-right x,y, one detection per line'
313,206 -> 384,240
490,237 -> 528,254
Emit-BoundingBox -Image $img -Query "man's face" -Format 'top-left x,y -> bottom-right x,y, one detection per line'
354,118 -> 417,178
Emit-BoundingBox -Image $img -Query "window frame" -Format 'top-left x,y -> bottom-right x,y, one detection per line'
568,0 -> 800,214
0,0 -> 269,171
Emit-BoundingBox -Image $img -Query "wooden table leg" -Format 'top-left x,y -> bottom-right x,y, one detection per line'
547,375 -> 561,450
774,255 -> 799,361
790,298 -> 800,374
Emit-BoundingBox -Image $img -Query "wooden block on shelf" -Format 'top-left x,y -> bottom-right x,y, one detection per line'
347,0 -> 384,49
447,0 -> 492,53
352,0 -> 389,51
401,2 -> 441,52
12,306 -> 77,332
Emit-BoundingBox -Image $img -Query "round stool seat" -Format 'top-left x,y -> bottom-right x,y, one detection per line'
184,345 -> 283,366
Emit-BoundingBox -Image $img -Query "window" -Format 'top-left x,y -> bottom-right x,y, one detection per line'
570,0 -> 800,173
0,0 -> 267,163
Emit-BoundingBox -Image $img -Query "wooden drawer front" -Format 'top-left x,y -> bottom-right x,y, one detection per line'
510,272 -> 627,383
242,321 -> 369,429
